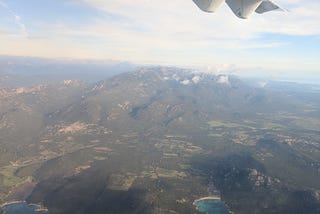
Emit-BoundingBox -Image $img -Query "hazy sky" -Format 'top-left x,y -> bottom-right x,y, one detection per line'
0,0 -> 319,80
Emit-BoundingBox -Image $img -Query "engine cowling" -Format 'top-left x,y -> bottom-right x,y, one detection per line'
193,0 -> 225,13
226,0 -> 263,19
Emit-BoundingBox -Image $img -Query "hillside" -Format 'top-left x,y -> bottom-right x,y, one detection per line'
0,68 -> 319,213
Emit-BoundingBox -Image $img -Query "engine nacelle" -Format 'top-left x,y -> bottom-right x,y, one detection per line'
193,0 -> 225,13
226,0 -> 263,19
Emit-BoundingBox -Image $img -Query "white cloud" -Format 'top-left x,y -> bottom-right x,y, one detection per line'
0,0 -> 28,37
49,0 -> 319,67
77,0 -> 320,37
0,0 -> 319,78
0,0 -> 7,8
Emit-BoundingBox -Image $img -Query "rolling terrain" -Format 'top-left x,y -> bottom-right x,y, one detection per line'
0,67 -> 319,213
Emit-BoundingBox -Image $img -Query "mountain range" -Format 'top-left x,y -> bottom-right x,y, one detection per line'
0,67 -> 319,213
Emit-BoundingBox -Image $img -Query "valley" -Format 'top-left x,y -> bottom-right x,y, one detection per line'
0,68 -> 319,213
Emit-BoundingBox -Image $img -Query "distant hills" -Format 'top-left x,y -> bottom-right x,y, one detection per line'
0,55 -> 135,87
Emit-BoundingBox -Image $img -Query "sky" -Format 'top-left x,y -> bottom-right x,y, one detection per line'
0,0 -> 319,81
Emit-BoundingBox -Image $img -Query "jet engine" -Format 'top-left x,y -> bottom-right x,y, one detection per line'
192,0 -> 225,13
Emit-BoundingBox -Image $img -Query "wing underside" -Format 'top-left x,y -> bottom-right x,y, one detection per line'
193,0 -> 284,19
255,0 -> 284,14
226,0 -> 263,19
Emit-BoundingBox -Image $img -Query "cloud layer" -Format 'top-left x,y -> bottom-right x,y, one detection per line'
0,0 -> 28,36
0,0 -> 319,79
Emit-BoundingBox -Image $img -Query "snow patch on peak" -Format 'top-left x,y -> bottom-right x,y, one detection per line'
172,74 -> 180,81
180,79 -> 190,85
192,75 -> 201,84
217,75 -> 229,84
258,81 -> 268,88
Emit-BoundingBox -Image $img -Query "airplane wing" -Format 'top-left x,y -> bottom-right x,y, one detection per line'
193,0 -> 285,19
255,0 -> 284,14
